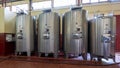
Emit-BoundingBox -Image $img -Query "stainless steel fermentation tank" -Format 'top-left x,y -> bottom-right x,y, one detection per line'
15,13 -> 34,56
63,7 -> 88,59
38,11 -> 60,58
89,14 -> 116,61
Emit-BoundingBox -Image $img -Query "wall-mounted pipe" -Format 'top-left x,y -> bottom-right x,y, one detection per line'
50,0 -> 54,11
2,0 -> 6,7
29,0 -> 32,15
76,0 -> 82,7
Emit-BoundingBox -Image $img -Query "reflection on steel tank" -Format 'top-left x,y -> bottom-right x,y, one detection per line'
15,12 -> 34,56
63,7 -> 88,60
38,10 -> 60,58
89,14 -> 116,61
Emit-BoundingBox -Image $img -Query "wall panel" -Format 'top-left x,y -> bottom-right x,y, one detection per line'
116,15 -> 120,52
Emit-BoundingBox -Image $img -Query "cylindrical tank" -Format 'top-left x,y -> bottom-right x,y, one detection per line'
15,13 -> 34,56
38,11 -> 60,58
63,7 -> 88,59
89,14 -> 116,61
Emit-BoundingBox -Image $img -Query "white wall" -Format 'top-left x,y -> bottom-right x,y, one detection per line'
0,8 -> 16,33
4,8 -> 16,33
0,8 -> 5,33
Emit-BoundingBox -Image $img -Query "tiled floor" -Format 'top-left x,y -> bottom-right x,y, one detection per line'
0,52 -> 120,68
0,60 -> 120,68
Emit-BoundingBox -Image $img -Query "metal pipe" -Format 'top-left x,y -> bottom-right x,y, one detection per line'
5,0 -> 6,7
51,0 -> 54,11
28,0 -> 32,57
51,0 -> 54,9
29,0 -> 32,15
76,0 -> 82,7
2,0 -> 5,7
10,1 -> 12,11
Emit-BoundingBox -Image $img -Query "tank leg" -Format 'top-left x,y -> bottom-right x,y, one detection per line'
90,54 -> 93,61
65,53 -> 69,59
105,57 -> 108,61
45,53 -> 48,57
38,53 -> 41,57
27,51 -> 31,56
82,53 -> 87,60
113,56 -> 116,62
15,52 -> 18,56
54,53 -> 58,58
18,52 -> 22,56
98,57 -> 102,61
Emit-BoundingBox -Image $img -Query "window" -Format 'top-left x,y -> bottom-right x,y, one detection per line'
91,0 -> 99,3
82,0 -> 90,3
54,0 -> 76,8
12,4 -> 28,12
110,0 -> 120,2
82,0 -> 109,3
32,1 -> 51,10
100,0 -> 108,1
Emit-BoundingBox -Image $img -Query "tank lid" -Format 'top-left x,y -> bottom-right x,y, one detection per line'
16,9 -> 28,15
17,11 -> 26,15
71,6 -> 82,10
43,9 -> 51,13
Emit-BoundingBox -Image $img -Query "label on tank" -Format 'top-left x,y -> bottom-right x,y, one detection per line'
43,29 -> 50,39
